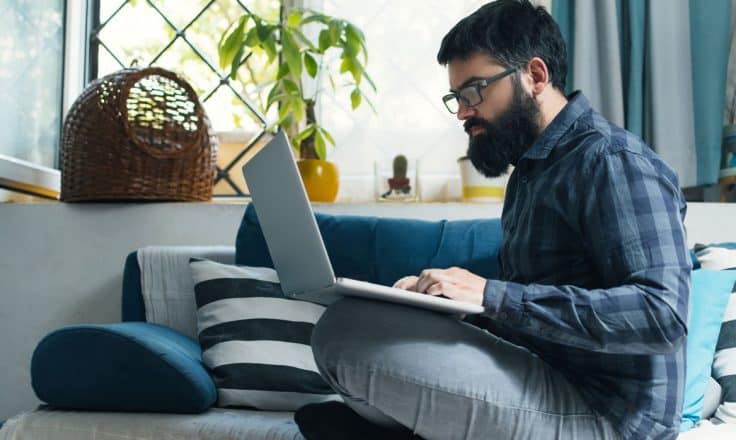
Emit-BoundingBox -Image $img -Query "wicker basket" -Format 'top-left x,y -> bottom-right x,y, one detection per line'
60,67 -> 218,202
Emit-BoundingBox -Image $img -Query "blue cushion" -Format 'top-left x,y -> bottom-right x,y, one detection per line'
236,204 -> 502,286
31,322 -> 216,413
680,269 -> 736,431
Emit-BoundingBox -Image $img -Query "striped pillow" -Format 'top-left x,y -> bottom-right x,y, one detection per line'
189,258 -> 340,411
714,285 -> 736,424
695,245 -> 736,424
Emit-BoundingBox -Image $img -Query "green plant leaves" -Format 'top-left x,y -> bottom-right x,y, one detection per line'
266,84 -> 286,111
320,127 -> 335,146
276,62 -> 290,80
244,27 -> 259,47
340,56 -> 361,85
281,31 -> 302,78
217,7 -> 375,159
218,16 -> 247,70
300,11 -> 330,26
343,23 -> 362,58
318,30 -> 331,53
314,129 -> 327,160
286,10 -> 302,28
277,100 -> 293,125
282,79 -> 300,95
255,21 -> 271,42
292,28 -> 317,51
350,88 -> 362,110
229,44 -> 245,80
262,32 -> 278,63
328,19 -> 342,46
293,125 -> 316,145
304,52 -> 318,78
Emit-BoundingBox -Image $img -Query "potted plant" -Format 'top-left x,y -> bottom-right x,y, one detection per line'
218,6 -> 375,202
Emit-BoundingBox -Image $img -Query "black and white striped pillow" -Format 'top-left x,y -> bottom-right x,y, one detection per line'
189,258 -> 340,411
714,285 -> 736,424
695,245 -> 736,423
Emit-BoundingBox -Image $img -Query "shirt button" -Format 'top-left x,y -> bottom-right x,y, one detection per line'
521,176 -> 528,183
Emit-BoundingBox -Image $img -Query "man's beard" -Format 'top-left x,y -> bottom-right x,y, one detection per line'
464,82 -> 541,178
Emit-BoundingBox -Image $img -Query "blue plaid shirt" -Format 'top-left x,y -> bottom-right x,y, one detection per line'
476,92 -> 691,439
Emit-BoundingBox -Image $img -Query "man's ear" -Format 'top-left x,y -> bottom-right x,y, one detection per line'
525,57 -> 550,97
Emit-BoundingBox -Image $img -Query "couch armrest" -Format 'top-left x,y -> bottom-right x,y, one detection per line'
31,322 -> 216,413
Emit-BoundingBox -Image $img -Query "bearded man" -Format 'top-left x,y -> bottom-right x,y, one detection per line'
294,1 -> 691,439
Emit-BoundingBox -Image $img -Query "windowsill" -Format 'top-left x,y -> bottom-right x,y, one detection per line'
0,154 -> 60,200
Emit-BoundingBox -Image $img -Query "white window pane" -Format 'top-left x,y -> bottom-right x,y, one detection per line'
0,0 -> 64,169
319,1 -> 489,201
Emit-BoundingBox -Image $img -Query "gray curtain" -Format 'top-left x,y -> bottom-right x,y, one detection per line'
553,0 -> 731,187
572,0 -> 625,127
646,0 -> 697,187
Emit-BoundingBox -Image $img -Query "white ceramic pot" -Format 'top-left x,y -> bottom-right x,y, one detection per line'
457,157 -> 511,203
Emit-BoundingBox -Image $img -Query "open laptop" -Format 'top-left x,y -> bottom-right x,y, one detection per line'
242,130 -> 484,316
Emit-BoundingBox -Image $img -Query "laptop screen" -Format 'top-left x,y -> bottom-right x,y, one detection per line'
242,131 -> 336,296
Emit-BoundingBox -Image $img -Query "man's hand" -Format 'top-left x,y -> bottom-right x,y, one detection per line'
392,267 -> 486,306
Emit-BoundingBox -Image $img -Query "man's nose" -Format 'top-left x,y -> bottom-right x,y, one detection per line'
456,102 -> 476,121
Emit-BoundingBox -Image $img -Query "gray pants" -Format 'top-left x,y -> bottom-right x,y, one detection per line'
311,298 -> 622,440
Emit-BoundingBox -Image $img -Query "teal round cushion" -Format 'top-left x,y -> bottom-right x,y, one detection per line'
31,322 -> 216,413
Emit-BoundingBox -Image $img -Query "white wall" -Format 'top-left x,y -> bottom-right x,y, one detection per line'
0,201 -> 734,421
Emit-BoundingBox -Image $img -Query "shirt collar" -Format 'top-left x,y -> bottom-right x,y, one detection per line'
521,91 -> 591,161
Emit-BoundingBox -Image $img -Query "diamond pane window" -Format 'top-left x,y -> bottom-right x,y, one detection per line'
92,0 -> 283,196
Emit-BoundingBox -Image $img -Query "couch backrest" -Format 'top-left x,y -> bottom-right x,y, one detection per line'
236,204 -> 503,288
123,205 -> 504,323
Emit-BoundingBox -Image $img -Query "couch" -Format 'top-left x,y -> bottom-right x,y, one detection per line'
1,205 -> 735,439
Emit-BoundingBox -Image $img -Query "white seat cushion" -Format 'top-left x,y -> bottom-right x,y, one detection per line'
0,407 -> 303,440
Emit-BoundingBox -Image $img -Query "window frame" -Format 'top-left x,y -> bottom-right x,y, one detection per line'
0,0 -> 90,200
0,0 -> 309,201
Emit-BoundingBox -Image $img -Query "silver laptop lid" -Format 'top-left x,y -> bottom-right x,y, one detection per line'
242,130 -> 336,295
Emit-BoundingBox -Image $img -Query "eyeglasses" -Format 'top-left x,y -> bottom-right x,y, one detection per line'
442,66 -> 519,114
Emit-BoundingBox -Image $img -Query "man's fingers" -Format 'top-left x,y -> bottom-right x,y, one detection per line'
393,276 -> 419,291
425,281 -> 452,297
416,269 -> 454,293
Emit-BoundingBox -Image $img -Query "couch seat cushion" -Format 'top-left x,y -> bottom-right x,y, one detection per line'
0,407 -> 303,440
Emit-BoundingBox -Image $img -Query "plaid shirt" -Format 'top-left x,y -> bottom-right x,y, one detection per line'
476,92 -> 691,439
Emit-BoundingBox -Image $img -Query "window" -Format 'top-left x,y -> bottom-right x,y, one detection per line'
316,0 -> 493,202
90,0 -> 282,196
0,0 -> 68,200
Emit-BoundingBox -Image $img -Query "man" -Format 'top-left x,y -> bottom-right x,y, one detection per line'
294,1 -> 690,439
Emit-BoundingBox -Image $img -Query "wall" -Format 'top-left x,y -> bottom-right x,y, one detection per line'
1,202 -> 734,421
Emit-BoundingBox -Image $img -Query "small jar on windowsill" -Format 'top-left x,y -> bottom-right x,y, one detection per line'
374,155 -> 418,202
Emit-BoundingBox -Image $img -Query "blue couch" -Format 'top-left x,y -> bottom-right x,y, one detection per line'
0,207 -> 502,439
1,205 -> 733,439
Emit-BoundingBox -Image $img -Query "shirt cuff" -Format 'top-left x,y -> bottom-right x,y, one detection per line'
482,279 -> 526,325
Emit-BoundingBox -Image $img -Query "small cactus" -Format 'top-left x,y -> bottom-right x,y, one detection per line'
393,154 -> 408,179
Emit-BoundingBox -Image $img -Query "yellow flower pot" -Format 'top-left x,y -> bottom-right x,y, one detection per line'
297,159 -> 339,202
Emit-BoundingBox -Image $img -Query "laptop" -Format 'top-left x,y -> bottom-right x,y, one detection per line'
242,130 -> 484,316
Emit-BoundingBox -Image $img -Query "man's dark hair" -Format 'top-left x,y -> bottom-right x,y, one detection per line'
437,0 -> 568,91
